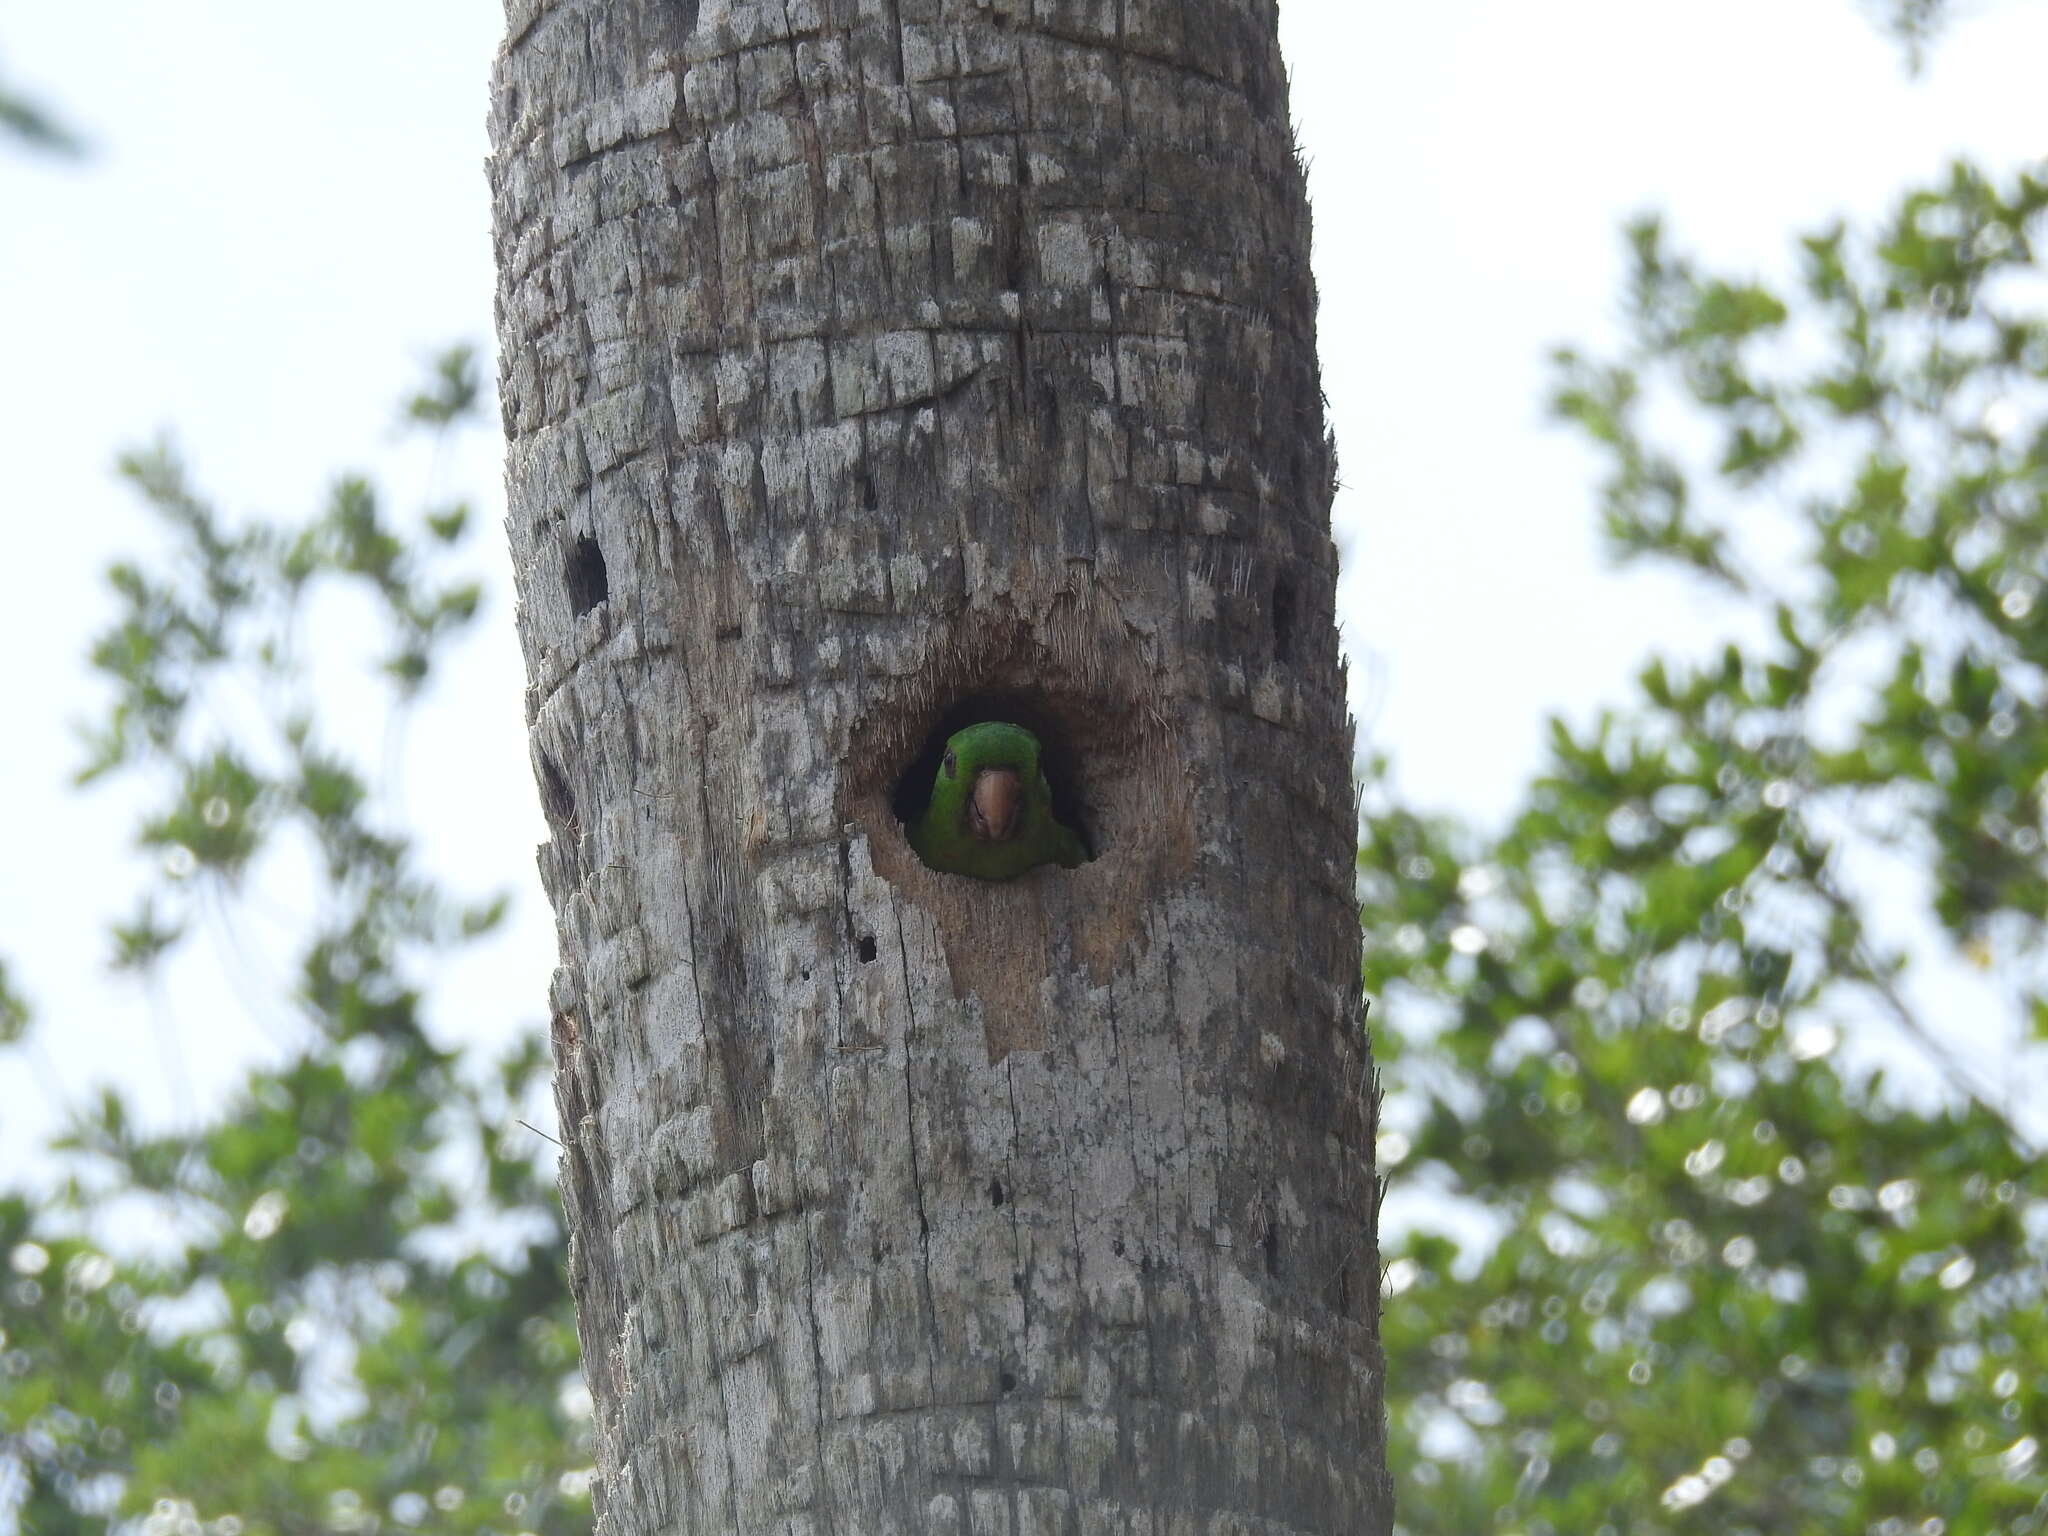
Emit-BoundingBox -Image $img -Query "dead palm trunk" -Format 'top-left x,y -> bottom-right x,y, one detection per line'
489,2 -> 1389,1530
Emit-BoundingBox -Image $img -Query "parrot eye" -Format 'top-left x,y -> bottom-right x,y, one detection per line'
942,750 -> 957,778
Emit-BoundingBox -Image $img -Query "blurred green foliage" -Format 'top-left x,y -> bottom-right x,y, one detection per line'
1870,0 -> 1955,69
0,42 -> 82,157
0,82 -> 81,156
1369,160 -> 2048,1534
0,353 -> 590,1535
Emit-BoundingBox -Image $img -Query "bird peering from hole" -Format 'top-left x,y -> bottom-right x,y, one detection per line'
906,722 -> 1087,881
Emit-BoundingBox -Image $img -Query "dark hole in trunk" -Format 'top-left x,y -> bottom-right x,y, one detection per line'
538,752 -> 577,829
1270,573 -> 1296,663
565,533 -> 608,617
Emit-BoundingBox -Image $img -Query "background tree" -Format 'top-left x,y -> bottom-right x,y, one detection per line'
1367,162 -> 2048,1534
0,359 -> 591,1535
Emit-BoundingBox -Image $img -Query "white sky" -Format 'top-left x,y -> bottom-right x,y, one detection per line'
3,0 -> 2046,1165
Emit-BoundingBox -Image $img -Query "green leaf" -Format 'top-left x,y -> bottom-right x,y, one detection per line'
426,503 -> 471,542
0,958 -> 30,1044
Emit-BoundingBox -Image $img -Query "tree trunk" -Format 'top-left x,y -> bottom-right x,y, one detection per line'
488,2 -> 1390,1531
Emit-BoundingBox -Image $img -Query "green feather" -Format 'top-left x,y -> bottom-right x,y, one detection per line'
906,722 -> 1088,880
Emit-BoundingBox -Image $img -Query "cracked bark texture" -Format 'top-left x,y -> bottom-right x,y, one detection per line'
488,0 -> 1390,1531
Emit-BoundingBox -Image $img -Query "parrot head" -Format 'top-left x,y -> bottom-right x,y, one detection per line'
908,721 -> 1089,880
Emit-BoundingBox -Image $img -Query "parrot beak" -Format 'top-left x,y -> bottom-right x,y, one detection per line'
967,767 -> 1022,842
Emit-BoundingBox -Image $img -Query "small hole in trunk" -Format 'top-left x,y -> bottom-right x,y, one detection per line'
565,534 -> 608,616
1270,574 -> 1296,662
538,752 -> 577,829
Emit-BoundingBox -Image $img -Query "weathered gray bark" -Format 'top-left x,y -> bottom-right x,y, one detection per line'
489,1 -> 1389,1531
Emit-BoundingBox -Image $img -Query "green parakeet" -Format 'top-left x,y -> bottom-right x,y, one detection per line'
906,722 -> 1089,880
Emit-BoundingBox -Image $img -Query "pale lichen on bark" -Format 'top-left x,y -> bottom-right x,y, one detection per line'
490,0 -> 1391,1529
